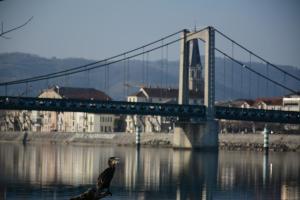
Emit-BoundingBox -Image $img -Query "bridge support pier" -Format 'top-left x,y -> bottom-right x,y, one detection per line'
173,120 -> 219,150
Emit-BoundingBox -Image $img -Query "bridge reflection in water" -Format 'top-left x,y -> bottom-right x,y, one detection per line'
0,143 -> 299,199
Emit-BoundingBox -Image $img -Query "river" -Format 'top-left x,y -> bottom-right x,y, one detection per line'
0,143 -> 299,199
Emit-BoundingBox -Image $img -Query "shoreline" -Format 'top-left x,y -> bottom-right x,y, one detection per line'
0,131 -> 299,152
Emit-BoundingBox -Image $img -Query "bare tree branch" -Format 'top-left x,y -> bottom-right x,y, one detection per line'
0,16 -> 33,39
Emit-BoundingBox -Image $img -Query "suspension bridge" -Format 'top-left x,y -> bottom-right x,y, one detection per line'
0,26 -> 299,148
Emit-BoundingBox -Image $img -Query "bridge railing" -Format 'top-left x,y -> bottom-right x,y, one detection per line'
0,96 -> 299,124
0,96 -> 206,118
216,106 -> 300,124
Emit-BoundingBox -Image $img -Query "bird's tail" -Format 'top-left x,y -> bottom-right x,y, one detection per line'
70,187 -> 96,200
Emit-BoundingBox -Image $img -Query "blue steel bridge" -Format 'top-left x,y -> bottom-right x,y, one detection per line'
1,96 -> 299,124
0,26 -> 299,147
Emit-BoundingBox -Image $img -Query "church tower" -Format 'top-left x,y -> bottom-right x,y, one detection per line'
188,39 -> 203,92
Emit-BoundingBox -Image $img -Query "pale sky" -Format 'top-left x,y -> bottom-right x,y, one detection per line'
0,0 -> 300,67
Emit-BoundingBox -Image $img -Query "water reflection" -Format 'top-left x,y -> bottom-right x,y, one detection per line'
0,143 -> 299,200
173,150 -> 218,200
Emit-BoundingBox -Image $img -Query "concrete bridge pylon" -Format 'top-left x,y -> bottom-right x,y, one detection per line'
174,26 -> 219,149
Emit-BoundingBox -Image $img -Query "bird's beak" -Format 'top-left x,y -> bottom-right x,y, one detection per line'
114,157 -> 120,164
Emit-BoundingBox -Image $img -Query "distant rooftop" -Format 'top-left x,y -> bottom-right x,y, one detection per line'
129,87 -> 203,99
49,86 -> 111,101
216,99 -> 255,107
254,97 -> 283,106
217,97 -> 284,107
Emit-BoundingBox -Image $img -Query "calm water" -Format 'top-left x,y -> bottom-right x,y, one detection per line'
0,143 -> 299,200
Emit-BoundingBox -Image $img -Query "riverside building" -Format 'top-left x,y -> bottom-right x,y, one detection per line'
38,86 -> 114,133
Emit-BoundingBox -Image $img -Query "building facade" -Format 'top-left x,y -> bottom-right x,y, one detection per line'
254,97 -> 283,110
282,93 -> 300,130
282,93 -> 300,112
0,110 -> 40,132
38,86 -> 114,133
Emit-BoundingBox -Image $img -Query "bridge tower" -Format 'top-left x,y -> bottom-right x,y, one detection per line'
174,26 -> 219,149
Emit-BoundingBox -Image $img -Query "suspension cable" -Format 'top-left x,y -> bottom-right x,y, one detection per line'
127,59 -> 130,96
283,72 -> 287,95
215,28 -> 300,82
266,63 -> 269,96
87,69 -> 90,98
241,58 -> 243,98
104,60 -> 107,91
107,63 -> 110,95
146,52 -> 149,87
231,42 -> 234,100
1,37 -> 182,86
142,47 -> 145,85
0,29 -> 184,86
248,54 -> 251,98
123,54 -> 126,98
215,47 -> 297,94
223,55 -> 226,100
65,74 -> 69,87
161,40 -> 164,98
257,61 -> 260,97
166,44 -> 169,88
25,82 -> 28,97
0,27 -> 211,87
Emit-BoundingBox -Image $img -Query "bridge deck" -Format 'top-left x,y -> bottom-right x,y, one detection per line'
0,96 -> 299,124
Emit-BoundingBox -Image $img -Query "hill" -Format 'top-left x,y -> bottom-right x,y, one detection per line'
0,52 -> 299,100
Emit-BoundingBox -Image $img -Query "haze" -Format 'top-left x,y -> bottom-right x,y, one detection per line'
0,0 -> 300,67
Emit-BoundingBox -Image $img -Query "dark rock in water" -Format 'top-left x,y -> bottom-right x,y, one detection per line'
70,188 -> 112,200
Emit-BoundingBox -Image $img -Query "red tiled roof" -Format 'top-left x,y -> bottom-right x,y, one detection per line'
53,86 -> 111,101
254,97 -> 282,106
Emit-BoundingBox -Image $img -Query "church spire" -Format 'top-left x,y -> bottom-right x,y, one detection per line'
188,39 -> 203,92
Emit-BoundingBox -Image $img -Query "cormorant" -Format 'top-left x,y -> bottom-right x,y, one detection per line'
96,156 -> 120,194
70,157 -> 120,200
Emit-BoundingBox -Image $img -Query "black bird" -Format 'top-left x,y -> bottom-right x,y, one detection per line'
70,157 -> 120,200
96,157 -> 120,194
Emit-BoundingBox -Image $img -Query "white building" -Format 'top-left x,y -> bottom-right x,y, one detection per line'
254,97 -> 283,110
38,86 -> 114,133
0,110 -> 39,132
282,93 -> 300,130
283,93 -> 300,111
